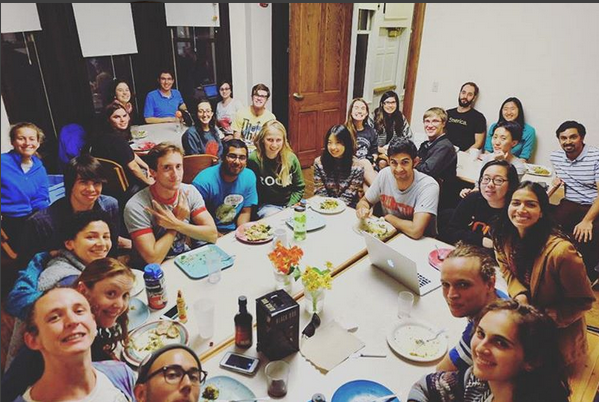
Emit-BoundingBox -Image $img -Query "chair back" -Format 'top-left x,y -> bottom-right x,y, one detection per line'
1,226 -> 18,260
95,157 -> 130,198
183,154 -> 219,184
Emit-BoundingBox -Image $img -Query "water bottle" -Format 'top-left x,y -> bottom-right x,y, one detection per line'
310,394 -> 326,402
293,205 -> 307,241
144,263 -> 167,310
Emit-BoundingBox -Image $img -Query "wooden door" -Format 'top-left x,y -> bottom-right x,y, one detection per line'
288,3 -> 353,167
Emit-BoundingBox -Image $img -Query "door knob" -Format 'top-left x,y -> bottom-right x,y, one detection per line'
293,92 -> 304,100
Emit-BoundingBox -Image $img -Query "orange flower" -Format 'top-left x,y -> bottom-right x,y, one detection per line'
268,243 -> 304,275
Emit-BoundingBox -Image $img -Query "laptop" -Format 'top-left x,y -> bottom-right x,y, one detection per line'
203,84 -> 219,98
363,232 -> 441,296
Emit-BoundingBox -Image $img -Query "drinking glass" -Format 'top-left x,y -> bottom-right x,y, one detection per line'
397,291 -> 414,319
265,360 -> 290,397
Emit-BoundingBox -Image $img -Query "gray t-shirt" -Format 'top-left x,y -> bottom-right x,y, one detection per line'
365,168 -> 439,236
124,183 -> 207,257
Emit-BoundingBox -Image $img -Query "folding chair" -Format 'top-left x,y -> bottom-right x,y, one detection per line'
95,157 -> 130,200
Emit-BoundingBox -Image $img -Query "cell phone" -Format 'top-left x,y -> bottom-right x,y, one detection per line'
219,352 -> 260,376
160,305 -> 179,320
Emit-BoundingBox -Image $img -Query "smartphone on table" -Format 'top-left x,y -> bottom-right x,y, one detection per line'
219,352 -> 260,376
160,305 -> 179,320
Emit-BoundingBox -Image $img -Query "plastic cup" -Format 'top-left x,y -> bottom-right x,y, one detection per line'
272,227 -> 288,249
194,298 -> 215,339
265,360 -> 290,398
207,255 -> 222,284
397,291 -> 414,319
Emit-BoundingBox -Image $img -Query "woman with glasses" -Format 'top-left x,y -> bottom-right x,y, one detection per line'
484,97 -> 536,161
248,120 -> 305,218
493,181 -> 595,368
441,160 -> 519,250
312,125 -> 365,208
408,299 -> 570,402
182,99 -> 223,157
216,81 -> 243,138
134,344 -> 206,402
371,91 -> 413,169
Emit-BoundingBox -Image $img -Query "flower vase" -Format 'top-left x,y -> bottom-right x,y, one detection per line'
273,268 -> 293,294
304,289 -> 325,315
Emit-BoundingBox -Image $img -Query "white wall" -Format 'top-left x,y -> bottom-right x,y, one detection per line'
412,3 -> 599,165
229,3 -> 273,108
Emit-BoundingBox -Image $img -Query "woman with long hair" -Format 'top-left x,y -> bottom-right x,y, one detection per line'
408,299 -> 571,402
345,98 -> 378,185
247,120 -> 305,218
182,99 -> 223,157
216,80 -> 243,138
441,160 -> 519,249
312,125 -> 365,208
493,181 -> 594,368
483,97 -> 536,161
372,91 -> 413,168
105,79 -> 139,124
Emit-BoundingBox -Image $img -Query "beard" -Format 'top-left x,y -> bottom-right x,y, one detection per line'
459,97 -> 473,107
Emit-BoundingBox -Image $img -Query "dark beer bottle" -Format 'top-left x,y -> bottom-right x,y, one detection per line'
235,295 -> 253,348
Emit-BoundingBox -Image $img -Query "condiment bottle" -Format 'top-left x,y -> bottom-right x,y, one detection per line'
176,290 -> 188,323
144,263 -> 167,310
234,296 -> 253,348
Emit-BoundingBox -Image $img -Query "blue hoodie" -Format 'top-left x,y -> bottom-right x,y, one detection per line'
1,150 -> 50,217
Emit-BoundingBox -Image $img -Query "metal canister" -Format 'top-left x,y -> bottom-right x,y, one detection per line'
144,263 -> 167,310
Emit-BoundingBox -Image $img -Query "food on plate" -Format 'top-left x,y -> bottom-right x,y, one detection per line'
201,384 -> 220,400
530,165 -> 550,175
320,198 -> 339,211
130,321 -> 181,353
244,223 -> 272,241
394,325 -> 442,359
358,219 -> 390,239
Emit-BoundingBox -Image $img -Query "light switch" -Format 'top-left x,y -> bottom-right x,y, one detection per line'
432,81 -> 439,92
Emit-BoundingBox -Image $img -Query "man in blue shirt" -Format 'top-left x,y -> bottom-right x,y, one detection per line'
144,69 -> 187,124
192,139 -> 258,235
436,241 -> 508,371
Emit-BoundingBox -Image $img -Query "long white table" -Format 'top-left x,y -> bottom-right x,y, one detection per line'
130,122 -> 184,152
199,234 -> 468,401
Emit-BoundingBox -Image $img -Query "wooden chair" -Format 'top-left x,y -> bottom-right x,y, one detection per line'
183,154 -> 219,184
95,157 -> 130,199
1,226 -> 18,260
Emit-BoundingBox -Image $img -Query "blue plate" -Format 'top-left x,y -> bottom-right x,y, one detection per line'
127,297 -> 150,331
332,379 -> 399,402
174,244 -> 235,279
202,375 -> 255,400
286,211 -> 327,232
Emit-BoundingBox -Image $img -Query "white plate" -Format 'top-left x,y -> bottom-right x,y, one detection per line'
526,163 -> 552,177
353,218 -> 394,240
132,270 -> 145,297
285,211 -> 327,232
124,320 -> 189,366
387,319 -> 448,362
309,196 -> 347,214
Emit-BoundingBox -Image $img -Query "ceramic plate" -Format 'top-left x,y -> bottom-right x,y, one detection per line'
127,297 -> 150,331
285,211 -> 327,232
353,218 -> 394,240
131,269 -> 145,297
309,196 -> 347,215
526,163 -> 552,177
428,247 -> 454,271
235,222 -> 273,244
387,319 -> 447,363
331,379 -> 398,402
130,140 -> 156,151
131,129 -> 148,139
124,320 -> 189,366
201,375 -> 255,401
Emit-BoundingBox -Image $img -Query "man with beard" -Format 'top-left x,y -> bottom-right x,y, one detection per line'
436,242 -> 507,371
232,83 -> 276,142
550,120 -> 599,280
445,82 -> 487,152
192,139 -> 258,235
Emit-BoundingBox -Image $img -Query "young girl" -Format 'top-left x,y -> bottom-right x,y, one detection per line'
312,125 -> 365,208
248,120 -> 305,218
216,81 -> 243,138
408,299 -> 570,402
493,182 -> 595,368
345,98 -> 378,185
372,91 -> 413,168
182,99 -> 223,157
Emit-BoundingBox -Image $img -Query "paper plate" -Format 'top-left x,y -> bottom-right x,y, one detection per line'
387,319 -> 447,363
201,376 -> 256,401
124,320 -> 189,367
285,211 -> 327,232
309,196 -> 347,215
174,244 -> 235,279
131,269 -> 145,297
428,247 -> 454,271
332,379 -> 398,402
235,221 -> 273,244
526,163 -> 552,177
353,218 -> 394,240
127,297 -> 150,331
131,140 -> 156,151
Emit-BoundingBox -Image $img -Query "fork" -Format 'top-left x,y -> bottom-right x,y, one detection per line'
415,328 -> 446,346
371,394 -> 397,402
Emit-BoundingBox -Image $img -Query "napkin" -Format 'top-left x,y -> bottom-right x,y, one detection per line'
300,319 -> 365,373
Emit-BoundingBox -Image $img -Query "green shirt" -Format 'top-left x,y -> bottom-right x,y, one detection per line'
248,152 -> 305,207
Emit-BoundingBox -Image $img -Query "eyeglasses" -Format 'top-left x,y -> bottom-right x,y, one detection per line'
423,119 -> 443,125
383,99 -> 397,106
480,176 -> 507,186
253,93 -> 268,99
226,153 -> 248,161
146,365 -> 207,386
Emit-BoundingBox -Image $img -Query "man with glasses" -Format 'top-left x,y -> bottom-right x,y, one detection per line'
135,344 -> 206,402
445,82 -> 487,152
232,83 -> 276,142
144,69 -> 188,124
192,139 -> 258,235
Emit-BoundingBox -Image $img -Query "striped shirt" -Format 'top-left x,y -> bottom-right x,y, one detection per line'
550,145 -> 599,205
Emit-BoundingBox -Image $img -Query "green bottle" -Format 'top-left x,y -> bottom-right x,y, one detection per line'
293,205 -> 307,241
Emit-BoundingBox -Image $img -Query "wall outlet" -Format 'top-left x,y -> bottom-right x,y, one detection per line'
432,81 -> 439,92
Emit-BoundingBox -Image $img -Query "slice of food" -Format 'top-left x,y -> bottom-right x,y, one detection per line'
156,320 -> 171,336
201,384 -> 220,400
244,223 -> 272,241
320,199 -> 339,210
166,324 -> 180,339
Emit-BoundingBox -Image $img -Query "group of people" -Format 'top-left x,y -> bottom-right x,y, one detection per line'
1,74 -> 597,401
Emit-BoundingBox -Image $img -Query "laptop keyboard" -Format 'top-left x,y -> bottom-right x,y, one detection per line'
417,272 -> 431,287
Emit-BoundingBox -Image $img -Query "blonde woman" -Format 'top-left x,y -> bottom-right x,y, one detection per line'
248,120 -> 305,218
